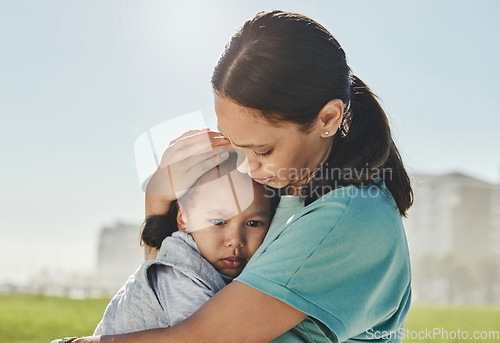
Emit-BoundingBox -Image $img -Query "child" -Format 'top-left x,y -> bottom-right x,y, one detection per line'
93,153 -> 278,335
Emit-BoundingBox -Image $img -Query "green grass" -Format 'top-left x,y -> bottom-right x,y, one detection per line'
1,294 -> 499,342
403,305 -> 500,342
0,294 -> 110,343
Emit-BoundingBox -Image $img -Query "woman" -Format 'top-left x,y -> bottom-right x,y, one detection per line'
55,10 -> 412,343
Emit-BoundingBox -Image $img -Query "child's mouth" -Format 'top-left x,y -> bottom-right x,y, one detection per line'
220,256 -> 245,268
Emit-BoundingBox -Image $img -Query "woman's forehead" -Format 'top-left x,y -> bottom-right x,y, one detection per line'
215,96 -> 289,139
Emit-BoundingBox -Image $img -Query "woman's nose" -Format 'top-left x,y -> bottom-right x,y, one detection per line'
225,225 -> 245,248
235,149 -> 260,175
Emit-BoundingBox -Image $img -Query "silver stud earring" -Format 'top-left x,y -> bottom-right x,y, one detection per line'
324,131 -> 330,136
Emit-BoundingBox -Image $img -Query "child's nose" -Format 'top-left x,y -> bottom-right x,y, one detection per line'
225,225 -> 246,248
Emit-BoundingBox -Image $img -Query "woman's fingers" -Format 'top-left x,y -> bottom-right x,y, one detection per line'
49,338 -> 79,343
180,146 -> 233,173
169,130 -> 229,150
170,148 -> 232,194
210,135 -> 232,148
169,146 -> 232,177
148,147 -> 232,196
74,337 -> 100,343
169,129 -> 211,146
161,130 -> 230,167
168,128 -> 210,146
186,148 -> 231,175
73,337 -> 100,343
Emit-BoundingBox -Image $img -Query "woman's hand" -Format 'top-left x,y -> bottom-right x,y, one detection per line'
50,337 -> 99,343
145,129 -> 232,217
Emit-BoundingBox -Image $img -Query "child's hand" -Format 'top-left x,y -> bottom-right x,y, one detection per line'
145,129 -> 232,216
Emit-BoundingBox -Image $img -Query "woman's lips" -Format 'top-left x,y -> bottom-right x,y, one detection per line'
220,257 -> 245,268
253,177 -> 273,185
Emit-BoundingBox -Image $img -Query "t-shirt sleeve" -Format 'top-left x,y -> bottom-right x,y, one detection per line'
235,190 -> 412,341
149,264 -> 216,326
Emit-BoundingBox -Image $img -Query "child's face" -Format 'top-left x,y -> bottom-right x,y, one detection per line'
179,171 -> 274,278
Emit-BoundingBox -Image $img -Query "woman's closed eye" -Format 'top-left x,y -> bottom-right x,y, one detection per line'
210,219 -> 227,226
251,149 -> 272,158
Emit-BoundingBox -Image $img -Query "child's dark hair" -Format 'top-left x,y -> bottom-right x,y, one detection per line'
211,10 -> 413,215
141,200 -> 179,249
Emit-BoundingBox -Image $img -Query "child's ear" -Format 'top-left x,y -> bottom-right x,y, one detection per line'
177,207 -> 188,232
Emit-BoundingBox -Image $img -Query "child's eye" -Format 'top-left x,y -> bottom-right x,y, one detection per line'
247,220 -> 263,228
210,219 -> 227,226
251,149 -> 272,158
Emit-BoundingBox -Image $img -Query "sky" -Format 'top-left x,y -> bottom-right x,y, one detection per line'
1,0 -> 499,283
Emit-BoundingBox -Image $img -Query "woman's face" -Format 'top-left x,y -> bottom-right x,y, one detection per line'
215,95 -> 332,190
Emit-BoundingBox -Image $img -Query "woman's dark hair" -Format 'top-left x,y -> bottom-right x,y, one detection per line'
211,10 -> 413,215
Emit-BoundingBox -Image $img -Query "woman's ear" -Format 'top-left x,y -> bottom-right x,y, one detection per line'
177,207 -> 188,232
318,99 -> 344,137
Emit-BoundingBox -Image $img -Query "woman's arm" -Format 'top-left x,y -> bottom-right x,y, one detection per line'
142,129 -> 232,258
100,281 -> 307,343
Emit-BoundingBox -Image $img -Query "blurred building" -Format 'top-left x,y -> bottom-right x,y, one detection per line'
405,172 -> 499,262
94,221 -> 144,293
1,221 -> 145,298
404,172 -> 500,304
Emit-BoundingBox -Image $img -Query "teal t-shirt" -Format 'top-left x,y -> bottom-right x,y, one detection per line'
235,182 -> 412,342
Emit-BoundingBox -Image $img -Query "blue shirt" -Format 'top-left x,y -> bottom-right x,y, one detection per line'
236,182 -> 412,342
